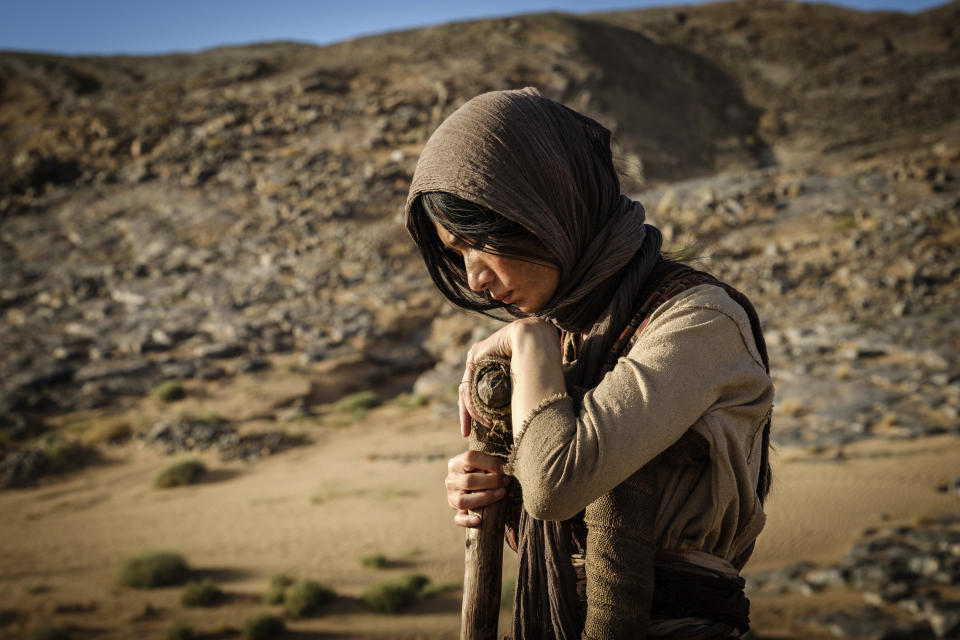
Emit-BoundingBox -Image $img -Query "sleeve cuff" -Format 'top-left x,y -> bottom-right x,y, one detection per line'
503,392 -> 572,476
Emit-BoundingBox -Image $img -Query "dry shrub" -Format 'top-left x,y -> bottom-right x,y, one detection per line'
118,550 -> 189,588
363,574 -> 429,613
335,391 -> 381,417
154,458 -> 206,488
153,381 -> 186,402
81,418 -> 132,445
360,553 -> 388,568
283,579 -> 335,617
263,573 -> 291,605
181,579 -> 223,607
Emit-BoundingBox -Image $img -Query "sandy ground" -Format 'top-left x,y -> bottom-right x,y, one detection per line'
1,395 -> 959,639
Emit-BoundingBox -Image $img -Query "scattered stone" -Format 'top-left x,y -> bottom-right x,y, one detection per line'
810,607 -> 935,640
232,357 -> 270,374
750,520 -> 960,637
74,358 -> 151,383
140,418 -> 235,455
138,416 -> 306,462
218,431 -> 308,463
0,447 -> 49,489
193,342 -> 246,359
0,437 -> 98,489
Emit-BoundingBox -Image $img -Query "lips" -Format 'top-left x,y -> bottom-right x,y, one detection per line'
491,290 -> 513,304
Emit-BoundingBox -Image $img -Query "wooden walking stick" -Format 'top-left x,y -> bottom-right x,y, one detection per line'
461,358 -> 514,640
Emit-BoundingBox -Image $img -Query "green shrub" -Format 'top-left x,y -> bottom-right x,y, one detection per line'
263,573 -> 291,605
166,622 -> 194,640
360,553 -> 388,569
362,574 -> 429,614
335,391 -> 381,417
154,459 -> 206,488
197,412 -> 227,426
181,579 -> 223,607
391,393 -> 428,409
242,614 -> 285,640
81,419 -> 132,445
399,573 -> 429,591
32,435 -> 97,474
153,381 -> 186,402
66,421 -> 91,434
283,579 -> 335,617
32,628 -> 70,640
117,550 -> 190,588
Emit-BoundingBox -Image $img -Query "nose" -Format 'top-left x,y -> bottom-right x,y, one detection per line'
464,250 -> 493,292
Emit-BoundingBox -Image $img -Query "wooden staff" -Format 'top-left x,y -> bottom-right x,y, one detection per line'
461,359 -> 513,640
460,493 -> 508,640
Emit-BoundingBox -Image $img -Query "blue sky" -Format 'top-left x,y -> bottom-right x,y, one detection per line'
0,0 -> 948,56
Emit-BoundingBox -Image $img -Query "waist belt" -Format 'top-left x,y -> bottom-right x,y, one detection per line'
570,551 -> 751,637
650,555 -> 750,634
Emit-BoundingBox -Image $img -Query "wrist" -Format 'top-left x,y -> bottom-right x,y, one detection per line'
510,319 -> 559,362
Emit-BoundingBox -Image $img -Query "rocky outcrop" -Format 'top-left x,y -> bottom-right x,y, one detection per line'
0,3 -> 957,462
747,514 -> 960,638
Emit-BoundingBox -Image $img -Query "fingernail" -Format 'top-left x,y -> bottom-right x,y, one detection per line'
468,515 -> 480,525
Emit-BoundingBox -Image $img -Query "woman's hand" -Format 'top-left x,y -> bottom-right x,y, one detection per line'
458,323 -> 515,437
459,318 -> 565,438
446,450 -> 511,527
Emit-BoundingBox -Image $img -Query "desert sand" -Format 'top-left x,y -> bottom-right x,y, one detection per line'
1,383 -> 958,639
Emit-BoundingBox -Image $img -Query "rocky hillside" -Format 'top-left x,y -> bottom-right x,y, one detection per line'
1,0 -> 958,452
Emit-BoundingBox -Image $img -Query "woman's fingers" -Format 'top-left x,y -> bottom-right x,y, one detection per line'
459,358 -> 485,435
458,327 -> 517,436
458,382 -> 472,438
446,450 -> 510,524
445,468 -> 509,492
454,509 -> 481,528
448,450 -> 506,475
463,386 -> 482,427
448,487 -> 506,512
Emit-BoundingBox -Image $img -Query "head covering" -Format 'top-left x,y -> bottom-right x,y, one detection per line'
406,87 -> 660,356
405,87 -> 662,385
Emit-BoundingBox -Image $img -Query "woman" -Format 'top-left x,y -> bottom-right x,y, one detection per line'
405,88 -> 773,639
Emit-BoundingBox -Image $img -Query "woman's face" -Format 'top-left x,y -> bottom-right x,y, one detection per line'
433,220 -> 560,314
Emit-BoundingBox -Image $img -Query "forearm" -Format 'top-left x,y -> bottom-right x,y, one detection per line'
508,320 -> 566,437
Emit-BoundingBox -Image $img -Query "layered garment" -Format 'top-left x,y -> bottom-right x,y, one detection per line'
404,87 -> 773,638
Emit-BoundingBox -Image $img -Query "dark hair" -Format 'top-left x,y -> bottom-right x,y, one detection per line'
408,191 -> 557,317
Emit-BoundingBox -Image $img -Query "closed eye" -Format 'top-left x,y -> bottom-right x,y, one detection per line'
442,246 -> 464,266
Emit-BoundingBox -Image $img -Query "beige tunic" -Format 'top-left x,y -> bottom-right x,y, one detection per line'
507,284 -> 774,565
